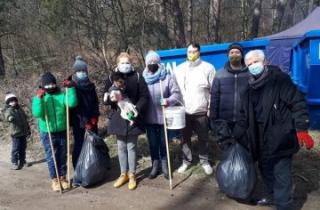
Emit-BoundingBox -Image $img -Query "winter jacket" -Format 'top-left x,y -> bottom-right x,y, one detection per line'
104,71 -> 149,136
70,81 -> 99,128
144,75 -> 182,125
32,87 -> 78,133
3,105 -> 30,138
174,59 -> 215,114
210,62 -> 249,122
234,66 -> 309,160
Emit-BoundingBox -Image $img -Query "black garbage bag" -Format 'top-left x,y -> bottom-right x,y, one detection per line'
73,130 -> 111,187
216,142 -> 256,199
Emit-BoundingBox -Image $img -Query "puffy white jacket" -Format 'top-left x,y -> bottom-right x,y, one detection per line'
174,59 -> 216,114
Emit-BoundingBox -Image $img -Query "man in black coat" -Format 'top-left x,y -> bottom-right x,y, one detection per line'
234,49 -> 315,210
210,43 -> 249,146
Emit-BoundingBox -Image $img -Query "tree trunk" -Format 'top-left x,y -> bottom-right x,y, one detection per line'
172,0 -> 186,48
284,0 -> 296,28
208,0 -> 220,42
186,0 -> 193,44
241,0 -> 249,40
0,39 -> 5,76
272,0 -> 287,33
249,0 -> 262,39
308,0 -> 315,13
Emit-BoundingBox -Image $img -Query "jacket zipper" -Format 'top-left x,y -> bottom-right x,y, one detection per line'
233,74 -> 238,122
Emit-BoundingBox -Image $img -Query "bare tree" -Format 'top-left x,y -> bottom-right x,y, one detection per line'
172,0 -> 186,47
0,39 -> 5,76
208,0 -> 220,42
284,0 -> 296,28
186,0 -> 193,44
250,0 -> 262,39
272,0 -> 287,33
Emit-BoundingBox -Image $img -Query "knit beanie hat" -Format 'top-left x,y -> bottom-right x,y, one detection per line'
145,51 -> 161,66
5,92 -> 17,104
72,55 -> 88,73
227,43 -> 244,56
41,72 -> 56,87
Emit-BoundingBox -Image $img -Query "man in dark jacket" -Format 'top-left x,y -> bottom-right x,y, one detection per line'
65,56 -> 100,168
234,49 -> 314,210
210,43 -> 248,145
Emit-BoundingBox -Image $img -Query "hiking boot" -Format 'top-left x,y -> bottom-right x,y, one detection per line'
60,176 -> 71,190
177,163 -> 189,173
113,173 -> 129,188
11,163 -> 19,170
149,160 -> 159,179
202,163 -> 213,175
161,160 -> 169,180
51,178 -> 61,192
128,173 -> 137,190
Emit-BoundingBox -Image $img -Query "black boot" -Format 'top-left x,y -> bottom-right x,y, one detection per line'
161,160 -> 169,180
149,160 -> 159,179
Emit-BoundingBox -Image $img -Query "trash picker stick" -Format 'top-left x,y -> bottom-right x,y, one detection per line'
44,104 -> 63,194
66,88 -> 71,188
160,79 -> 173,190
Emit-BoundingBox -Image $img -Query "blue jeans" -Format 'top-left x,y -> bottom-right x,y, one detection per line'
146,124 -> 167,162
11,136 -> 27,165
40,131 -> 67,179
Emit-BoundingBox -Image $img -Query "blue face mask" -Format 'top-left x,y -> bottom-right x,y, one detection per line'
76,71 -> 88,80
248,62 -> 264,76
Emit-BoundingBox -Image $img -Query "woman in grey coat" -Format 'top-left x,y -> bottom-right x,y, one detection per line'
143,51 -> 182,179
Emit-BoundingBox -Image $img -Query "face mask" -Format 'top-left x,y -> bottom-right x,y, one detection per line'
148,64 -> 159,73
248,62 -> 264,76
229,55 -> 242,65
118,63 -> 132,74
9,101 -> 17,106
187,53 -> 199,62
44,84 -> 57,94
76,71 -> 88,80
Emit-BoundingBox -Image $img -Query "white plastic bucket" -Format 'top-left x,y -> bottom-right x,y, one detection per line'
164,106 -> 186,129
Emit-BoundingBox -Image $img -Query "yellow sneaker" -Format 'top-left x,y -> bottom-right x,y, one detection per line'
60,176 -> 71,190
128,173 -> 137,190
113,173 -> 129,188
51,178 -> 61,192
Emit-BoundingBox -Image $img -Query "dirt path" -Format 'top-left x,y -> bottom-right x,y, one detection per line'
0,141 -> 319,210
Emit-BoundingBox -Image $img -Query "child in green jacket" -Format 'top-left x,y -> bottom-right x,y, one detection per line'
32,72 -> 77,192
3,93 -> 30,170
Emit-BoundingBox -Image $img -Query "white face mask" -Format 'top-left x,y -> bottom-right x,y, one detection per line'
118,63 -> 133,74
44,84 -> 57,89
9,101 -> 17,106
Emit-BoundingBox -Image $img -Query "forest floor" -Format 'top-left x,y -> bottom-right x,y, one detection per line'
0,131 -> 320,210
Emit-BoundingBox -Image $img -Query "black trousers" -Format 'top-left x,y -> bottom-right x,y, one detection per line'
259,156 -> 293,210
181,113 -> 209,165
11,136 -> 27,165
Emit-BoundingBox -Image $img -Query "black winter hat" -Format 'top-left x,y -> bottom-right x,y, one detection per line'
227,43 -> 244,56
72,55 -> 88,73
41,72 -> 56,87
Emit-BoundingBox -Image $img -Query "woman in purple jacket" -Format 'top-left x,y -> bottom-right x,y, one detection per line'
143,51 -> 182,179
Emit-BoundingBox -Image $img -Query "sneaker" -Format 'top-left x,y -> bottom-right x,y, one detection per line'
128,173 -> 137,190
113,173 -> 129,188
51,178 -> 61,192
11,163 -> 19,170
60,177 -> 71,190
177,163 -> 189,173
202,163 -> 213,175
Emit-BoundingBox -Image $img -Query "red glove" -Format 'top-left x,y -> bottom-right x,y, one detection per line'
63,79 -> 73,87
37,88 -> 46,99
297,131 -> 314,150
90,117 -> 98,127
85,122 -> 93,130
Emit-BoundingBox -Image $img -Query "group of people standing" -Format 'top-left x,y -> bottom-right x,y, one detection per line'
1,41 -> 315,210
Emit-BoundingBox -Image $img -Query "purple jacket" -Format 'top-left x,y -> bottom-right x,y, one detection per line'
145,75 -> 182,125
